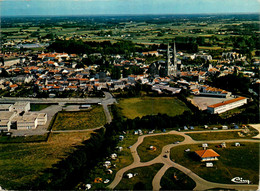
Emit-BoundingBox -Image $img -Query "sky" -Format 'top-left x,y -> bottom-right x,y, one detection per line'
1,0 -> 260,16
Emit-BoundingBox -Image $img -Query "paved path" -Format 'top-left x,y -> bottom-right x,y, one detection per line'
108,130 -> 260,190
249,124 -> 260,139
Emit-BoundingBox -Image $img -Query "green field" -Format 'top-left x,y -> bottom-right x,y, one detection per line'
0,132 -> 92,189
160,167 -> 196,190
137,134 -> 185,162
118,97 -> 190,119
52,106 -> 106,130
170,143 -> 259,184
30,104 -> 51,111
115,163 -> 163,190
186,131 -> 256,141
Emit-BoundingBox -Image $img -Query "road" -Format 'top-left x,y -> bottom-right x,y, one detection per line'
0,91 -> 116,104
108,129 -> 260,190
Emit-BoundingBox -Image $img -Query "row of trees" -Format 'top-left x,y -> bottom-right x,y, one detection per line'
48,40 -> 137,55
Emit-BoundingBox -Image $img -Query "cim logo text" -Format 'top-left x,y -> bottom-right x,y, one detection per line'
231,177 -> 250,184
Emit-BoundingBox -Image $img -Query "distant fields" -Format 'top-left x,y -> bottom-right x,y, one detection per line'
0,132 -> 92,189
52,105 -> 106,130
118,97 -> 190,119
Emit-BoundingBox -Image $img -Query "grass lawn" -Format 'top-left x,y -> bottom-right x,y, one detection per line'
170,143 -> 259,184
160,167 -> 196,190
137,134 -> 185,162
115,163 -> 164,190
30,104 -> 51,111
118,97 -> 190,119
186,131 -> 255,141
0,131 -> 92,190
52,105 -> 106,130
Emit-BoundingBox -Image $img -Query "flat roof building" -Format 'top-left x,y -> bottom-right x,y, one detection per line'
207,97 -> 247,114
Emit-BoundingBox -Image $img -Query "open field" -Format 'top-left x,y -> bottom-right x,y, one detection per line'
186,131 -> 257,141
118,97 -> 190,119
0,131 -> 92,189
115,163 -> 163,190
52,105 -> 106,130
137,134 -> 185,162
160,167 -> 196,190
170,143 -> 259,184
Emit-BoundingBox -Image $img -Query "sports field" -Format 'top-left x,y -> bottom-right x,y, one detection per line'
118,97 -> 190,119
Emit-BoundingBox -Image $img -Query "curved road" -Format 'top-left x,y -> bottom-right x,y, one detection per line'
108,129 -> 260,190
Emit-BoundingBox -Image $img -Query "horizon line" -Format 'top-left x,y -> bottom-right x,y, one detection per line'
2,12 -> 260,18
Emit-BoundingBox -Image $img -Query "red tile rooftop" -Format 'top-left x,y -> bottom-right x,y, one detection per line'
195,149 -> 220,158
208,97 -> 247,108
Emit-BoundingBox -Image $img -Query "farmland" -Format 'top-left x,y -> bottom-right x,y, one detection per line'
117,97 -> 190,119
52,106 -> 106,130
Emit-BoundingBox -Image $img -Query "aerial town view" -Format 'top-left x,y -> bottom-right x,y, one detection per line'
0,0 -> 259,190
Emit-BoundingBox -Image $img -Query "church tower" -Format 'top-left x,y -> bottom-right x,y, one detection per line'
166,43 -> 171,76
172,41 -> 178,77
165,42 -> 178,77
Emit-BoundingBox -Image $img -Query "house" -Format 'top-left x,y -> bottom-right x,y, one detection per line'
207,97 -> 247,114
195,149 -> 220,162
